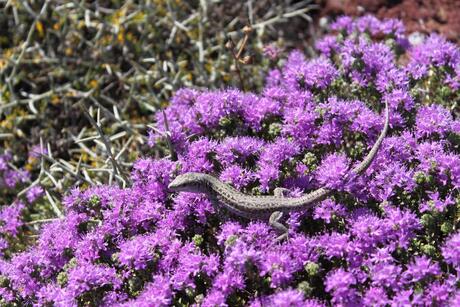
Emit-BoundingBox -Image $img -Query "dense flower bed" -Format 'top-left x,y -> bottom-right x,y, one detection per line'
1,15 -> 459,306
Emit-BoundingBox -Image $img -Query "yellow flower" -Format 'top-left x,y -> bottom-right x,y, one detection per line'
51,95 -> 60,105
131,12 -> 146,24
36,21 -> 45,38
0,59 -> 6,71
88,79 -> 98,89
65,47 -> 73,56
117,30 -> 125,44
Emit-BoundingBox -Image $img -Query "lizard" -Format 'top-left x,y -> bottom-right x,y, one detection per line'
168,101 -> 389,240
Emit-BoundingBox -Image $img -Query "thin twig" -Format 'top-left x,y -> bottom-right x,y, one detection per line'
40,153 -> 91,184
226,36 -> 246,91
44,189 -> 64,218
25,218 -> 61,225
6,0 -> 50,100
162,110 -> 177,161
79,102 -> 131,186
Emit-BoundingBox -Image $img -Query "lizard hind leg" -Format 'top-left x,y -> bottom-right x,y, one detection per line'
270,187 -> 291,242
269,211 -> 289,242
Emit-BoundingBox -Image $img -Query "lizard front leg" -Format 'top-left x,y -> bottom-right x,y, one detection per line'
269,188 -> 290,242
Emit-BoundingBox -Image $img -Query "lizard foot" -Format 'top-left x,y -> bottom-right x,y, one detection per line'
272,187 -> 291,242
269,211 -> 289,242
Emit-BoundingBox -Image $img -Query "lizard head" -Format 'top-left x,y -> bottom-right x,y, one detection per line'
168,172 -> 209,193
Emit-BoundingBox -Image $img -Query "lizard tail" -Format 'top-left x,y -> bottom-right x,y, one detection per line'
350,100 -> 389,176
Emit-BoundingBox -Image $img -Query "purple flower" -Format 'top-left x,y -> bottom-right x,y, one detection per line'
283,55 -> 338,91
220,165 -> 255,189
402,256 -> 440,284
442,232 -> 460,268
0,201 -> 25,235
370,263 -> 402,290
340,37 -> 399,92
0,237 -> 8,257
282,105 -> 317,149
215,136 -> 265,167
363,287 -> 389,306
313,199 -> 346,223
259,251 -> 296,288
1,251 -> 42,296
252,289 -> 323,307
0,286 -> 15,303
330,16 -> 353,33
315,35 -> 339,57
29,145 -> 48,159
265,69 -> 282,87
421,279 -> 455,305
316,232 -> 349,259
170,244 -> 206,290
216,222 -> 244,246
263,44 -> 282,60
407,34 -> 460,82
349,211 -> 386,250
125,275 -> 172,307
117,234 -> 158,270
26,185 -> 44,203
257,138 -> 300,191
449,291 -> 460,306
325,269 -> 358,305
3,169 -> 30,188
316,120 -> 343,146
315,153 -> 349,189
368,162 -> 415,201
420,191 -> 455,213
243,96 -> 282,131
181,138 -> 217,172
390,289 -> 413,306
210,269 -> 245,297
382,205 -> 421,249
416,104 -> 454,138
65,261 -> 121,299
383,89 -> 415,112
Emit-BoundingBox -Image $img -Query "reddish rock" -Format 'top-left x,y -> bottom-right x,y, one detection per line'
321,0 -> 460,42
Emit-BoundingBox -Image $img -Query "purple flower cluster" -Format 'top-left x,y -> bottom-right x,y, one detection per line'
0,153 -> 30,190
0,151 -> 45,257
407,34 -> 460,85
1,15 -> 459,305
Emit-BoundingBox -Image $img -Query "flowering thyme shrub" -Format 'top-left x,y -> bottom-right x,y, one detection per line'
0,150 -> 47,259
1,15 -> 460,306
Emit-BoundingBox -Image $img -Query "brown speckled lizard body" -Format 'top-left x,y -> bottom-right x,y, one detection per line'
168,101 -> 389,238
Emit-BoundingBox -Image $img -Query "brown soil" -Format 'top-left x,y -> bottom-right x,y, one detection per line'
320,0 -> 460,42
